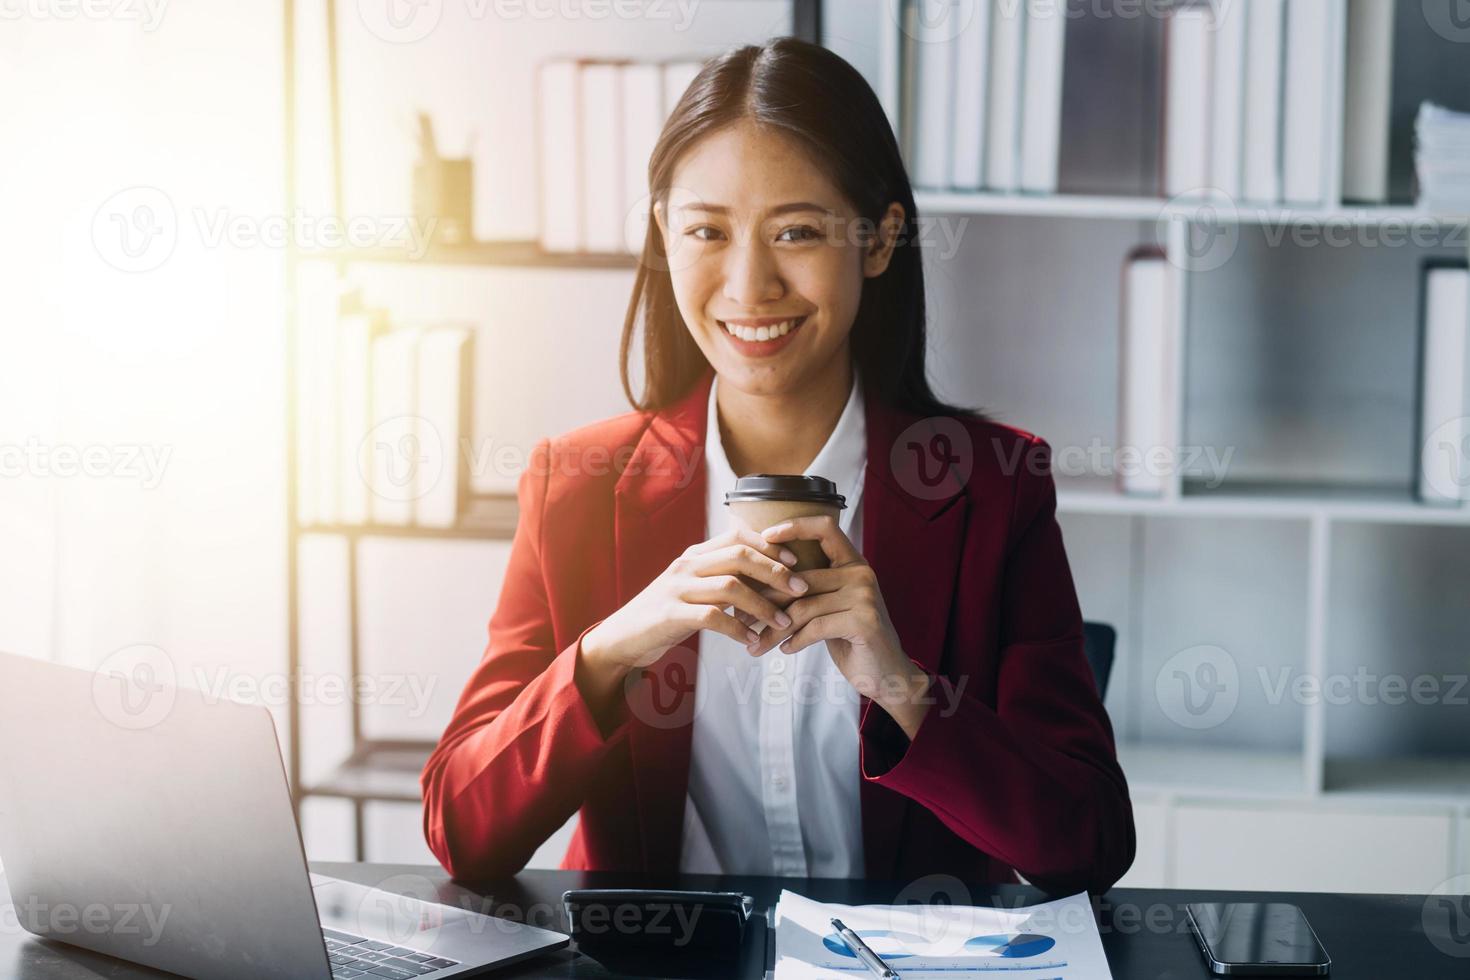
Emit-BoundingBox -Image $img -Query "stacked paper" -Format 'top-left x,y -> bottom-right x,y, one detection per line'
1415,103 -> 1470,212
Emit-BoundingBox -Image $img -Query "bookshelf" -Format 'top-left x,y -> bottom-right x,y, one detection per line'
886,0 -> 1470,892
283,0 -> 822,862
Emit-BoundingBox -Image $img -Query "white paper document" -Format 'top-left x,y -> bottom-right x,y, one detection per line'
773,889 -> 1112,978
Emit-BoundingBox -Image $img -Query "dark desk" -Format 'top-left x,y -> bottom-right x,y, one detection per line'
2,862 -> 1465,978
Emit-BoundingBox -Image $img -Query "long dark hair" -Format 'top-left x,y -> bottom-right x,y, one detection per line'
619,36 -> 981,421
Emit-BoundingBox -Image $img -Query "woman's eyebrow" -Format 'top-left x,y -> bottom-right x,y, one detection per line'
682,202 -> 834,217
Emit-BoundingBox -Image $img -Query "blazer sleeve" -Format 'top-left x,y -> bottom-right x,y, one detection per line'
858,437 -> 1136,895
420,439 -> 625,880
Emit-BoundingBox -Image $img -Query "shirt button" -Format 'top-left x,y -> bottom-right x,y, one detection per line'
772,774 -> 789,791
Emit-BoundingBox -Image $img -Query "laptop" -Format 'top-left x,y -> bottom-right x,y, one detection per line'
0,651 -> 569,979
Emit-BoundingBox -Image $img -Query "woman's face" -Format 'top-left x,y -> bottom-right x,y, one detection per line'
654,119 -> 902,400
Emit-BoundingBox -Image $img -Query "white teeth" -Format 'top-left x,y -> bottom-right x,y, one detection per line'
723,317 -> 801,342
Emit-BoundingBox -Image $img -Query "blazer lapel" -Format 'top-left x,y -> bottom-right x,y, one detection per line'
858,392 -> 969,879
614,373 -> 712,873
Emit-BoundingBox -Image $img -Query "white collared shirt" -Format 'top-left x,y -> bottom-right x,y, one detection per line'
678,374 -> 868,878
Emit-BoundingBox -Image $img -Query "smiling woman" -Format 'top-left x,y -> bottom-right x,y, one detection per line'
421,36 -> 1136,896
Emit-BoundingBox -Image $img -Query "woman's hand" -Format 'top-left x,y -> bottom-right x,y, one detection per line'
750,515 -> 934,740
578,527 -> 811,698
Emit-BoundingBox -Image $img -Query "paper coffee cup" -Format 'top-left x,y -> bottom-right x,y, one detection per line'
725,474 -> 847,572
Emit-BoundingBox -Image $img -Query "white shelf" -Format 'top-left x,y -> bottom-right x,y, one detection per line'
1057,488 -> 1470,526
915,189 -> 1470,226
1324,756 -> 1470,805
1118,743 -> 1309,799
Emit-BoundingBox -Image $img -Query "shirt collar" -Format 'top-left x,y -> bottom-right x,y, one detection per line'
705,370 -> 868,519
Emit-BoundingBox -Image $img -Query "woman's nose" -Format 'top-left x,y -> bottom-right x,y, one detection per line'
721,239 -> 784,307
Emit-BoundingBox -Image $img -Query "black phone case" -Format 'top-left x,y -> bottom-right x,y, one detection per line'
561,888 -> 752,958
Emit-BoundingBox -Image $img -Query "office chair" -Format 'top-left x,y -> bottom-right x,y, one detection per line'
1082,621 -> 1116,700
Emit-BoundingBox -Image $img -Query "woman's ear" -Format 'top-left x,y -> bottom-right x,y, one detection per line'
862,202 -> 905,278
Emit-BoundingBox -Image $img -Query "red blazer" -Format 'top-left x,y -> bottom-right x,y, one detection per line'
421,372 -> 1135,894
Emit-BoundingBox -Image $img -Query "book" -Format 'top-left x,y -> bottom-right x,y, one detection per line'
1241,0 -> 1285,203
1119,250 -> 1171,497
368,326 -> 423,526
1163,0 -> 1213,197
338,302 -> 381,525
1018,0 -> 1066,194
295,261 -> 338,526
1208,0 -> 1248,198
620,62 -> 664,237
580,61 -> 624,253
1281,0 -> 1332,206
983,0 -> 1026,192
415,326 -> 474,528
1056,4 -> 1163,197
537,59 -> 581,252
1417,264 -> 1470,506
911,0 -> 958,189
899,0 -> 920,177
1341,0 -> 1396,203
948,0 -> 991,190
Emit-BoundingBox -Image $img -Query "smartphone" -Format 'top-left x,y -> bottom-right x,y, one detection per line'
1186,903 -> 1330,976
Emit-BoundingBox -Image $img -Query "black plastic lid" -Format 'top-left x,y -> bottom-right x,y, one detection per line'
724,474 -> 847,508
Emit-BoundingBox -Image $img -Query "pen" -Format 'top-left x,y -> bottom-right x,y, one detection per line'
831,917 -> 898,979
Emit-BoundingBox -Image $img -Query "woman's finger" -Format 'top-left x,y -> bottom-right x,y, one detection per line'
686,527 -> 799,567
778,610 -> 855,655
760,514 -> 861,566
695,545 -> 810,597
779,564 -> 869,597
680,602 -> 761,646
682,575 -> 793,632
747,589 -> 850,655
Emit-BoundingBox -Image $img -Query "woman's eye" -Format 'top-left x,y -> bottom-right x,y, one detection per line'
688,226 -> 724,241
777,225 -> 820,243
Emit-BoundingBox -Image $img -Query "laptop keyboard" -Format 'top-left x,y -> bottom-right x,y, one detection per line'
322,927 -> 461,978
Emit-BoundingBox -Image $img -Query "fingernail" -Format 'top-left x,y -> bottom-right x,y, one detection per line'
746,629 -> 759,644
790,576 -> 808,594
781,639 -> 793,653
775,611 -> 792,628
778,549 -> 798,566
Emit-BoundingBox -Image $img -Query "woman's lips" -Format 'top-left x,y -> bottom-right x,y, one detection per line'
717,315 -> 808,358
